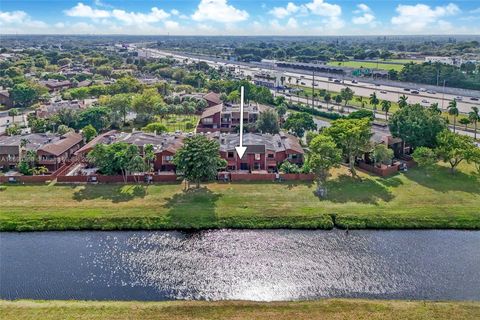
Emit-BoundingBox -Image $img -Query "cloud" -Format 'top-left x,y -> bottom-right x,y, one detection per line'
65,2 -> 110,18
0,10 -> 48,31
170,9 -> 180,16
352,3 -> 375,25
111,8 -> 170,25
65,3 -> 170,25
192,0 -> 249,23
269,2 -> 300,19
305,0 -> 341,17
391,3 -> 460,32
164,20 -> 179,29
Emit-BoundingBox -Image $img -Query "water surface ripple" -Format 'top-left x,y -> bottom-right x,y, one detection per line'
1,229 -> 479,301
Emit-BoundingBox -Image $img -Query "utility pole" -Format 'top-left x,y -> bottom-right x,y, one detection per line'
312,71 -> 315,109
441,80 -> 446,111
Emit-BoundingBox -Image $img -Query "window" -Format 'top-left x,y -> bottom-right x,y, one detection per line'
202,117 -> 213,124
227,152 -> 234,158
267,153 -> 274,159
163,155 -> 173,162
288,154 -> 299,160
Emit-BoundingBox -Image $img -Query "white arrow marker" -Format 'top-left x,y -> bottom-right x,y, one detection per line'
235,86 -> 247,159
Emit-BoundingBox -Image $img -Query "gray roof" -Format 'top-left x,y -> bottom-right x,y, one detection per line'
209,132 -> 304,154
0,133 -> 60,151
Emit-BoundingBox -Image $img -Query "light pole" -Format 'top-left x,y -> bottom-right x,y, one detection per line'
441,79 -> 446,111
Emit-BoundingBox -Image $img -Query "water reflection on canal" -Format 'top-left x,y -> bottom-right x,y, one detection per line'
1,229 -> 479,301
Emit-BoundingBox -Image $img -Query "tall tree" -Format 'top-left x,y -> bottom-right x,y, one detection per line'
324,118 -> 372,176
8,108 -> 19,124
447,100 -> 459,133
173,135 -> 226,189
99,93 -> 132,125
381,100 -> 391,120
369,92 -> 379,116
398,95 -> 408,108
435,130 -> 475,174
468,106 -> 479,140
389,103 -> 447,149
256,109 -> 280,134
283,112 -> 317,138
340,87 -> 354,111
307,134 -> 342,198
428,102 -> 441,115
412,147 -> 437,175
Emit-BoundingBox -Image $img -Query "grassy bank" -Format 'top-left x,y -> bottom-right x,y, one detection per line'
1,299 -> 479,320
0,163 -> 479,231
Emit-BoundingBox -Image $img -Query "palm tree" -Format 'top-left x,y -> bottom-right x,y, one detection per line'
324,93 -> 331,109
428,102 -> 441,115
369,92 -> 379,116
8,108 -> 19,125
19,138 -> 30,162
468,106 -> 479,139
398,95 -> 408,108
356,96 -> 365,108
381,100 -> 391,120
448,100 -> 459,133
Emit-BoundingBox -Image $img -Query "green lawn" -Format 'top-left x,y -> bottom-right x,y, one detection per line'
1,162 -> 479,231
1,299 -> 478,320
156,114 -> 199,132
327,60 -> 406,72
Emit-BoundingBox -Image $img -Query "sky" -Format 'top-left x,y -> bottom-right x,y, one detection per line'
1,0 -> 479,36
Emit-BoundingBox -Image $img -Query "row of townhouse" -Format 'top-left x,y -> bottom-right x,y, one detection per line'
196,103 -> 267,133
0,132 -> 83,172
74,130 -> 304,174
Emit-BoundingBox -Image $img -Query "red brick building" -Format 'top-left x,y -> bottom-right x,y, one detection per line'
196,103 -> 267,133
210,132 -> 304,172
37,132 -> 83,171
75,131 -> 184,173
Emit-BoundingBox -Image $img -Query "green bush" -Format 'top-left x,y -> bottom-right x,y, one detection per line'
0,185 -> 6,192
288,103 -> 345,120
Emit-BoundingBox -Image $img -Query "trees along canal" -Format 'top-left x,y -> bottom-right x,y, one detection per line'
389,103 -> 447,150
323,118 -> 372,177
173,135 -> 226,189
307,134 -> 342,198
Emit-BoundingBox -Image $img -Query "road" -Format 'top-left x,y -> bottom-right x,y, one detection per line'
140,48 -> 479,115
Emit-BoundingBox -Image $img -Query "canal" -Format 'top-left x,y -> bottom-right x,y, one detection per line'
1,229 -> 479,301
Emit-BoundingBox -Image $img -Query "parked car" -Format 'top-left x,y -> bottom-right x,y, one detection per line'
328,77 -> 333,81
313,82 -> 319,86
351,80 -> 358,84
455,96 -> 463,101
404,88 -> 410,91
419,88 -> 427,92
411,90 -> 419,94
300,82 -> 306,85
421,99 -> 429,104
427,90 -> 436,94
334,79 -> 341,83
380,90 -> 387,94
375,84 -> 381,86
470,97 -> 479,101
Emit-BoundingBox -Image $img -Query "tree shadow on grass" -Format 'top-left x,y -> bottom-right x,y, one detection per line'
72,184 -> 147,203
322,174 -> 394,204
284,180 -> 314,190
405,165 -> 480,194
162,187 -> 222,227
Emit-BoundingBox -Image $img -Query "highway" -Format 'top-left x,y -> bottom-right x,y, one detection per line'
140,48 -> 480,115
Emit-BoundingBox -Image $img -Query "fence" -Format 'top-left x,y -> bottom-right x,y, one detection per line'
357,161 -> 400,177
56,173 -> 178,184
